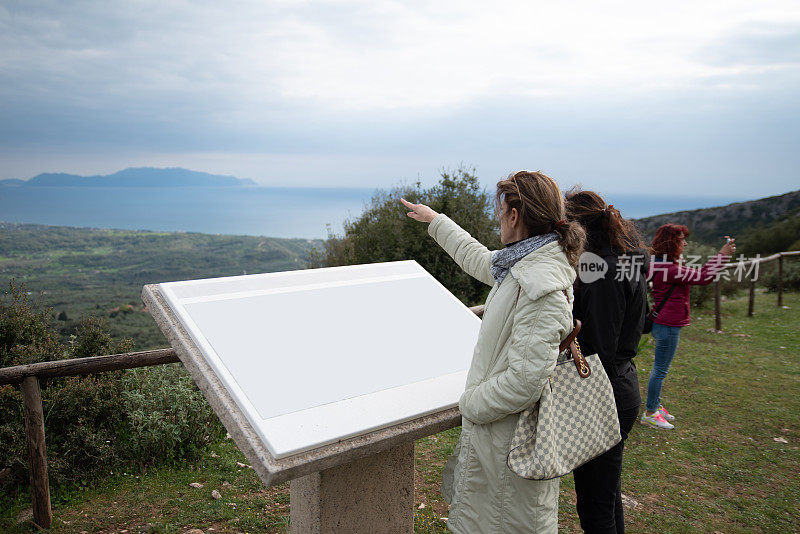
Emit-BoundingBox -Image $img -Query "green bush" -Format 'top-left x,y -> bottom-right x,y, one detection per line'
760,261 -> 800,292
120,364 -> 221,467
309,167 -> 501,305
0,281 -> 222,496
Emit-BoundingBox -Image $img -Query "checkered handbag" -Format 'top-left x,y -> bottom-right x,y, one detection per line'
507,320 -> 621,480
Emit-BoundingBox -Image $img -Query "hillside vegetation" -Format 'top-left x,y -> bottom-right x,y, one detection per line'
737,208 -> 800,256
634,189 -> 800,246
0,223 -> 318,349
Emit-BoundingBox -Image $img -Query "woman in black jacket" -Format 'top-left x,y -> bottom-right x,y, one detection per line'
566,190 -> 648,534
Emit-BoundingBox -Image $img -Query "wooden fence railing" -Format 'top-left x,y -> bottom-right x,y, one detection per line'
0,349 -> 180,528
711,250 -> 799,331
0,305 -> 485,529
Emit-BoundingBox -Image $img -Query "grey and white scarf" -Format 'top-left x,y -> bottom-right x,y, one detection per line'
490,232 -> 559,284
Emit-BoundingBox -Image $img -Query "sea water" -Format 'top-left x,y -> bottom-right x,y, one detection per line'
0,186 -> 747,239
0,186 -> 372,239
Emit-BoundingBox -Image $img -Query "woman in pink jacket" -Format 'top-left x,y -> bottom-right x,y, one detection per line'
641,224 -> 736,429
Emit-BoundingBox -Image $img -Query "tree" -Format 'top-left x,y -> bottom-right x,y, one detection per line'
309,167 -> 501,305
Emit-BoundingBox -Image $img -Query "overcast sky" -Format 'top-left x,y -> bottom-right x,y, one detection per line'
1,0 -> 799,197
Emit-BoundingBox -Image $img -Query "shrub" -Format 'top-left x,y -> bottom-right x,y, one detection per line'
0,281 -> 60,368
119,364 -> 221,467
309,166 -> 501,305
0,281 -> 222,496
760,261 -> 800,292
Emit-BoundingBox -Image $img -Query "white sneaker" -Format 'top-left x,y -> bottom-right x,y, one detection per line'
640,411 -> 674,429
658,405 -> 675,421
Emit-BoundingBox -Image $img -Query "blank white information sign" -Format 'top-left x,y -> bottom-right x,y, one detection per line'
159,261 -> 481,459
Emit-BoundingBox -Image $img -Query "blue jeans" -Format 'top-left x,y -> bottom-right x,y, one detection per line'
645,323 -> 682,412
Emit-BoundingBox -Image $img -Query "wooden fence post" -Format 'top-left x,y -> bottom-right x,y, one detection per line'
777,255 -> 784,307
748,278 -> 756,317
714,281 -> 722,331
22,376 -> 52,529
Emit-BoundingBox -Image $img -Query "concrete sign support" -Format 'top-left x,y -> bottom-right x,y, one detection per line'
290,442 -> 414,533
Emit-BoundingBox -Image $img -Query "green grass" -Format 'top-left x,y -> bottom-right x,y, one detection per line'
611,290 -> 800,534
1,292 -> 798,533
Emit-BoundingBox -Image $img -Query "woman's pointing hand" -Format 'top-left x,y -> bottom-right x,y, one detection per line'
401,198 -> 438,223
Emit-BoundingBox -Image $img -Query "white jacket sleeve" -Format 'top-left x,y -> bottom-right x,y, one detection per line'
458,290 -> 570,425
428,213 -> 495,287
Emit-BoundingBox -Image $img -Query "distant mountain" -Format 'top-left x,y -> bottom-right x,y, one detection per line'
4,167 -> 257,187
634,190 -> 800,246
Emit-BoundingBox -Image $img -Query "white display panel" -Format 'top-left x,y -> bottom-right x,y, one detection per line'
159,261 -> 481,459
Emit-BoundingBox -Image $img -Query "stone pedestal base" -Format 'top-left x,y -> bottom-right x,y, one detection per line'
290,441 -> 415,533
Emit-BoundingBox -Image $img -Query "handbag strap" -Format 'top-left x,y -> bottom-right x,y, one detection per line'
651,283 -> 677,318
559,319 -> 580,352
560,290 -> 591,378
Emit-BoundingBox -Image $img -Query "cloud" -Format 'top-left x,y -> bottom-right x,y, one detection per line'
696,23 -> 800,67
5,1 -> 799,115
1,1 -> 799,197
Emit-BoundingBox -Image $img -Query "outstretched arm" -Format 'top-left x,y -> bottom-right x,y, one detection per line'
659,239 -> 736,286
401,198 -> 495,286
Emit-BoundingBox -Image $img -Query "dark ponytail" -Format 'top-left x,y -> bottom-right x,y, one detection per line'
564,188 -> 643,254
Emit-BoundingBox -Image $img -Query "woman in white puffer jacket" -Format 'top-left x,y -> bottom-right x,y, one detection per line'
401,170 -> 585,533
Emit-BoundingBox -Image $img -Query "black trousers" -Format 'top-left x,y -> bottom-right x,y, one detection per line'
572,405 -> 639,534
